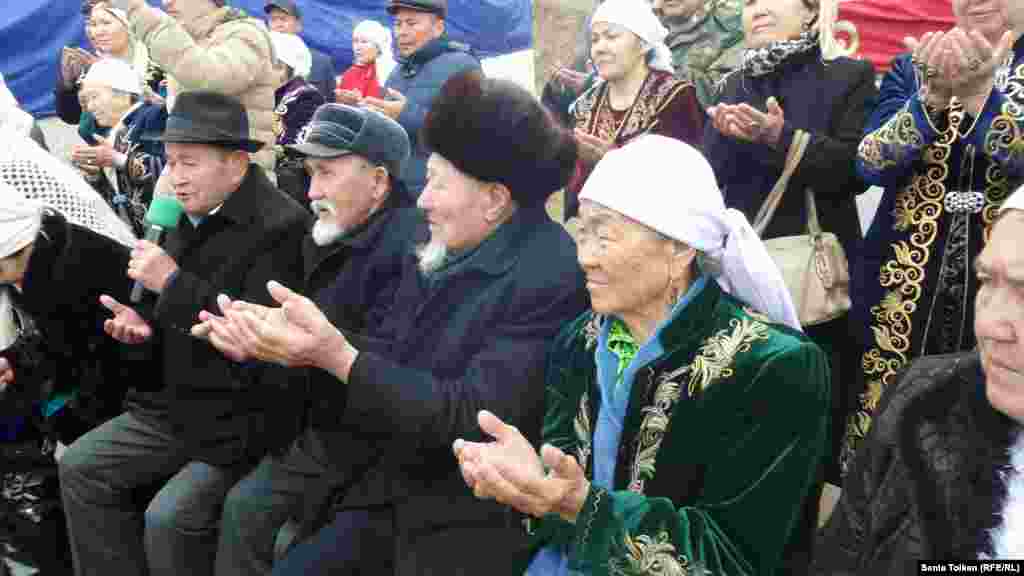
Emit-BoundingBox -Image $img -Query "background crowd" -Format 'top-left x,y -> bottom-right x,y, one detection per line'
0,0 -> 1021,574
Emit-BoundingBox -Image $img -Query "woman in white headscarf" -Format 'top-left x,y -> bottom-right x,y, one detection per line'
0,171 -> 144,455
563,0 -> 704,219
454,136 -> 830,576
56,1 -> 164,144
335,20 -> 397,104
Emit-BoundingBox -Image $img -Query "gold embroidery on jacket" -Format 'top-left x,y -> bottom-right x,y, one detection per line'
983,62 -> 1024,231
858,103 -> 923,172
610,531 -> 694,576
575,391 -> 593,471
628,317 -> 768,494
575,72 -> 692,145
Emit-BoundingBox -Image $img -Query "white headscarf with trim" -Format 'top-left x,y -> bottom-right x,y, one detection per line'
591,0 -> 674,74
579,135 -> 801,330
0,180 -> 42,261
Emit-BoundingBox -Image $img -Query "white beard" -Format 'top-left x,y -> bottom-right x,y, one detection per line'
310,199 -> 346,247
985,432 -> 1024,559
415,238 -> 448,276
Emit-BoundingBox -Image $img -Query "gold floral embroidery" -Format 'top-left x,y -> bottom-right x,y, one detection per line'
858,103 -> 923,172
610,531 -> 696,576
575,73 -> 692,145
848,63 -> 1024,467
629,317 -> 769,494
983,62 -> 1024,232
575,391 -> 593,471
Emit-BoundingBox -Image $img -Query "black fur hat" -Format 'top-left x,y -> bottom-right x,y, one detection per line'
421,70 -> 577,207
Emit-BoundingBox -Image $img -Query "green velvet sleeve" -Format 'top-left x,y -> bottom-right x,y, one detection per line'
566,341 -> 830,576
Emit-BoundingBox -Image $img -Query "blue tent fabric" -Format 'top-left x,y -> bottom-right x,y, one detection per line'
1,0 -> 532,118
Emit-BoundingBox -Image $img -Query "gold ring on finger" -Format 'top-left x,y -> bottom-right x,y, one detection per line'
969,58 -> 981,72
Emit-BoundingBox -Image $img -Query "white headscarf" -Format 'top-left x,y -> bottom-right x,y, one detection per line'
269,31 -> 313,79
1000,182 -> 1024,214
353,20 -> 398,83
0,180 -> 42,260
579,135 -> 802,330
591,0 -> 674,74
0,74 -> 34,138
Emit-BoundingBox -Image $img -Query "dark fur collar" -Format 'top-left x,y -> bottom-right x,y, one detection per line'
898,352 -> 1018,558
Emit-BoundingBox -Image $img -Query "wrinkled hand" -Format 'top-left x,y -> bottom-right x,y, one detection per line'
60,47 -> 96,90
192,294 -> 257,363
574,129 -> 613,165
707,96 -> 785,147
221,281 -> 353,374
943,28 -> 1014,101
549,64 -> 588,93
89,136 -> 117,169
71,143 -> 102,172
335,88 -> 362,106
905,31 -> 954,104
453,410 -> 590,523
128,240 -> 178,294
100,294 -> 152,344
0,358 -> 13,393
362,88 -> 406,120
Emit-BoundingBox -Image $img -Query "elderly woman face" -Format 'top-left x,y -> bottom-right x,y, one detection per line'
976,212 -> 1024,423
576,200 -> 685,319
743,0 -> 815,49
89,6 -> 131,57
590,21 -> 649,83
353,33 -> 380,66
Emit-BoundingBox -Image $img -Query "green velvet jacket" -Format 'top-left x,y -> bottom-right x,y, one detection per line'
523,281 -> 829,575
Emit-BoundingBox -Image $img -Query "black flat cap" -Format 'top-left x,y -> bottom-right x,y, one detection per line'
265,0 -> 301,19
387,0 -> 446,18
289,104 -> 410,179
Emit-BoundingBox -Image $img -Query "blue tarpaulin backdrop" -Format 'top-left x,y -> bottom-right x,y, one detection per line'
0,0 -> 532,117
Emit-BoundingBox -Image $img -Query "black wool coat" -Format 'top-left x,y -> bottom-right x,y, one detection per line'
9,211 -> 144,439
704,50 -> 877,260
813,352 -> 1018,573
307,206 -> 589,575
128,165 -> 311,467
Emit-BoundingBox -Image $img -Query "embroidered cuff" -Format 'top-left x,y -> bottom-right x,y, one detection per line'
572,485 -> 611,560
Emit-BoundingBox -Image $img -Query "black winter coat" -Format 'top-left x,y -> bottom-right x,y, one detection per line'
813,352 -> 1018,573
7,211 -> 144,440
705,50 -> 877,260
128,165 -> 311,467
308,206 -> 589,574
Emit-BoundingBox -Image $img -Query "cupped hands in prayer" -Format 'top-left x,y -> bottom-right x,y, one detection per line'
707,96 -> 786,148
453,410 -> 590,523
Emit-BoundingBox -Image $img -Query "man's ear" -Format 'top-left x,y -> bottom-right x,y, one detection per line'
482,182 -> 513,223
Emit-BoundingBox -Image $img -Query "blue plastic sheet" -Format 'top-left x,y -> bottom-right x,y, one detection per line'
0,0 -> 532,117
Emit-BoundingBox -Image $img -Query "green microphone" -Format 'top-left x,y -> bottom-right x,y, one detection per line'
130,195 -> 185,303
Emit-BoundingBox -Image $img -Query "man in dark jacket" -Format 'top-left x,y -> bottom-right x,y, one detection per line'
57,91 -> 311,576
264,0 -> 337,103
813,186 -> 1024,572
362,0 -> 480,200
207,102 -> 420,576
208,71 -> 587,575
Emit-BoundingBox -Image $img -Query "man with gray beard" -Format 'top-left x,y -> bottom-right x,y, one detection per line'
205,70 -> 588,575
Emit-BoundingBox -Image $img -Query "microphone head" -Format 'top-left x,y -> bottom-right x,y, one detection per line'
144,195 -> 185,228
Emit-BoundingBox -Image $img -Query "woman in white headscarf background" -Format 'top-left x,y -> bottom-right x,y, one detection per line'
454,136 -> 830,576
562,0 -> 704,219
703,0 -> 877,484
336,20 -> 398,103
0,166 -> 146,457
56,1 -> 164,146
270,31 -> 326,208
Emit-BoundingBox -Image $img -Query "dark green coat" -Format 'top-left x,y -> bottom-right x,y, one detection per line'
525,280 -> 830,575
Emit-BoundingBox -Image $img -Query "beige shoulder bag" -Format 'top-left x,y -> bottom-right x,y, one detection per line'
752,129 -> 851,326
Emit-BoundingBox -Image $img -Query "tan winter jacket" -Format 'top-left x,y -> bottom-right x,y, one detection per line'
127,5 -> 277,174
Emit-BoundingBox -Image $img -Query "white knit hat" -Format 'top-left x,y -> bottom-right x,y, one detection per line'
81,57 -> 143,95
0,180 -> 42,261
591,0 -> 674,74
579,135 -> 801,330
269,31 -> 313,79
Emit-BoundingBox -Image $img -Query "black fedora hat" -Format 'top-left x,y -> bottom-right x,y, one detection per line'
145,91 -> 264,153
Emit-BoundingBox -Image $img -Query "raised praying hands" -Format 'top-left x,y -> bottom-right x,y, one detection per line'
905,27 -> 1014,112
707,96 -> 786,148
574,129 -> 614,165
362,88 -> 407,120
453,410 -> 590,523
